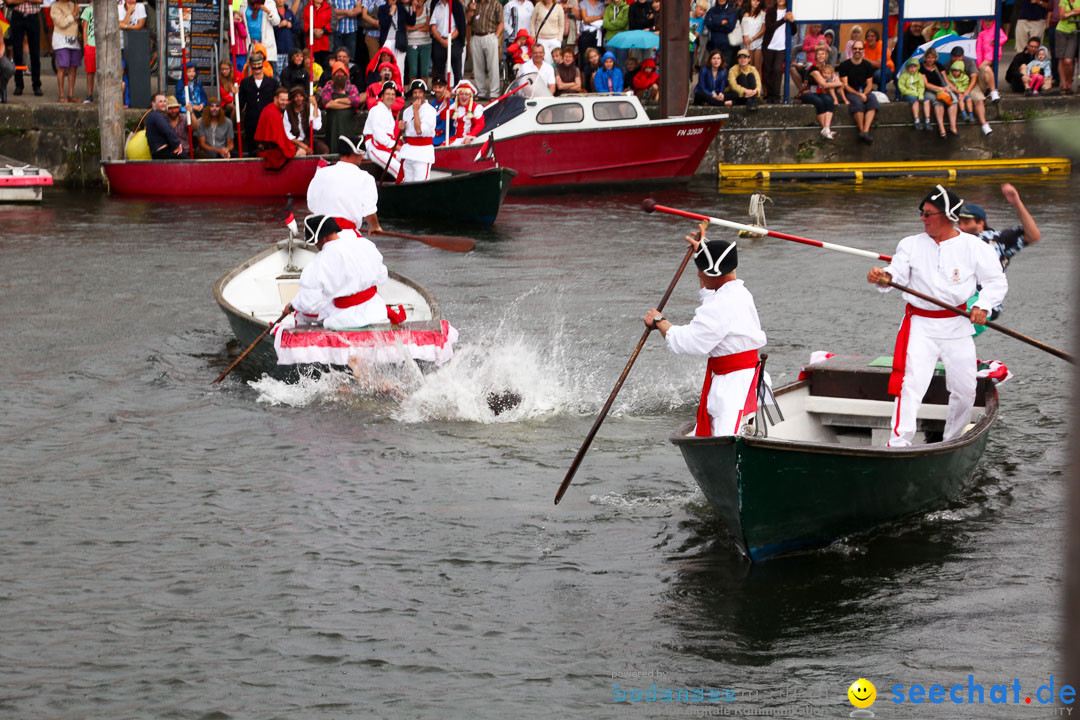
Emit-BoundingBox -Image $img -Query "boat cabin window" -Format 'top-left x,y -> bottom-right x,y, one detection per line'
536,103 -> 585,124
592,101 -> 638,121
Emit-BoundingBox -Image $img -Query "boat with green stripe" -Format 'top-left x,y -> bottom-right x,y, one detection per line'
671,354 -> 998,562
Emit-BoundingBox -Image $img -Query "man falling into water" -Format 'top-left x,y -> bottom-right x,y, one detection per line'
285,215 -> 404,329
643,221 -> 768,437
867,185 -> 1008,447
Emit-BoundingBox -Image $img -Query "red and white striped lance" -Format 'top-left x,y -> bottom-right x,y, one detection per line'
644,201 -> 893,263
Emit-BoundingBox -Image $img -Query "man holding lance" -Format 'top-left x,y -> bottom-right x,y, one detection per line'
398,79 -> 436,182
306,134 -> 383,234
284,215 -> 404,329
643,222 -> 768,437
867,185 -> 1008,448
362,80 -> 404,181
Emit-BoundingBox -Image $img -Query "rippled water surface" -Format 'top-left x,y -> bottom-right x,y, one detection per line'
0,175 -> 1076,718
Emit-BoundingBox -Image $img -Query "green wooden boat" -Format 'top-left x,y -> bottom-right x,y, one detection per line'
359,164 -> 516,226
671,355 -> 999,562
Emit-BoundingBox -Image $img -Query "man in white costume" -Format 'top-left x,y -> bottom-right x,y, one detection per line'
644,222 -> 768,437
362,80 -> 403,181
286,215 -> 401,329
306,134 -> 382,234
867,185 -> 1008,447
398,79 -> 437,182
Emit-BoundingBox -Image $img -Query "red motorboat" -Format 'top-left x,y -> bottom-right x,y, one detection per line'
433,93 -> 725,190
102,155 -> 325,198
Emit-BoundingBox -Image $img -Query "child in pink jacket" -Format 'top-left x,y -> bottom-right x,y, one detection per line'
975,19 -> 1005,101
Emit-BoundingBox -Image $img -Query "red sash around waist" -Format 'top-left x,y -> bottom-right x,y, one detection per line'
405,136 -> 434,146
696,349 -> 761,437
333,286 -> 377,309
888,303 -> 966,396
363,134 -> 394,153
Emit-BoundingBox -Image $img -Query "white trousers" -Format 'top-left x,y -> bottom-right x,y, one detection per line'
402,158 -> 432,182
888,331 -> 977,447
469,33 -> 501,97
366,146 -> 402,179
692,367 -> 757,438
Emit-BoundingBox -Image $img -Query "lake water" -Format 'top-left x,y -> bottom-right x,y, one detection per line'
0,174 -> 1075,718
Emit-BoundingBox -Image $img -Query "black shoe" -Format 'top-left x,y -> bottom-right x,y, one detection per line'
33,87 -> 43,96
13,88 -> 23,96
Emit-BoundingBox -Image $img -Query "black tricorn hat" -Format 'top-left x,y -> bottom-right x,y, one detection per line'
694,238 -> 738,277
303,215 -> 341,245
920,184 -> 964,221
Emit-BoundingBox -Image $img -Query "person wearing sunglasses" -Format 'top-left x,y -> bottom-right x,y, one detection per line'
837,41 -> 878,144
643,221 -> 769,438
866,186 -> 1008,448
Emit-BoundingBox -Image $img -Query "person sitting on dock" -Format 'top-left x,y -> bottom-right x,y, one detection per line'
728,49 -> 763,109
306,134 -> 383,234
643,221 -> 769,437
286,215 -> 401,329
145,93 -> 185,159
838,40 -> 877,144
398,79 -> 437,182
362,81 -> 404,180
956,183 -> 1041,321
867,185 -> 1008,448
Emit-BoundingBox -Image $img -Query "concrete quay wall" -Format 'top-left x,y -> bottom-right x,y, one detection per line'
684,95 -> 1079,174
0,97 -> 1076,188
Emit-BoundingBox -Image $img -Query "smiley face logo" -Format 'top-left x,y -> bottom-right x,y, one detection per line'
848,679 -> 876,709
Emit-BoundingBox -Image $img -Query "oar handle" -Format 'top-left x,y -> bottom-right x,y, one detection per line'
368,228 -> 475,253
213,308 -> 291,384
554,243 -> 697,505
643,200 -> 893,262
885,280 -> 1076,365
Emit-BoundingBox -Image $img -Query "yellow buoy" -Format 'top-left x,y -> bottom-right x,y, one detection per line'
125,129 -> 150,160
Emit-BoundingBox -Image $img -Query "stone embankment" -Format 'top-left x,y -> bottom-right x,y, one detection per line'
0,96 -> 1076,188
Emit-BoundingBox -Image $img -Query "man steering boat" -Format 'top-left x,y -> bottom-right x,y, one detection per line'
306,134 -> 383,234
867,185 -> 1008,447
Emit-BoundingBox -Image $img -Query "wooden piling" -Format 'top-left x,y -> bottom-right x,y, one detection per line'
94,0 -> 124,167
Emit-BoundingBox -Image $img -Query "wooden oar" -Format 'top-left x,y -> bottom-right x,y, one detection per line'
213,308 -> 291,384
368,228 -> 475,253
554,238 -> 698,505
884,280 -> 1075,364
642,199 -> 893,262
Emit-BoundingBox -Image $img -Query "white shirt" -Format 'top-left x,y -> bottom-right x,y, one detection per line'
517,59 -> 556,87
430,0 -> 457,39
503,0 -> 534,43
283,110 -> 322,143
306,161 -> 379,226
118,1 -> 146,50
666,280 -> 767,358
766,8 -> 787,52
291,234 -> 391,329
879,230 -> 1008,339
362,101 -> 398,152
741,11 -> 765,51
399,102 -> 437,163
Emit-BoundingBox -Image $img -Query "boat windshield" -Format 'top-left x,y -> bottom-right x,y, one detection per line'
482,95 -> 527,134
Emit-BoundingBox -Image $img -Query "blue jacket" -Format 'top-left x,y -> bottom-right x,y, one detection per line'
696,65 -> 726,96
593,51 -> 624,93
704,0 -> 739,50
174,78 -> 208,111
